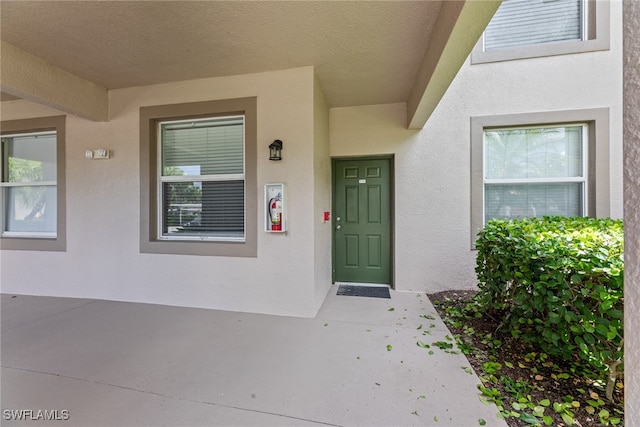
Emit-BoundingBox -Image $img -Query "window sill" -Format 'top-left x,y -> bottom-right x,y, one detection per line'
471,0 -> 610,65
2,232 -> 57,239
159,235 -> 245,243
471,37 -> 610,64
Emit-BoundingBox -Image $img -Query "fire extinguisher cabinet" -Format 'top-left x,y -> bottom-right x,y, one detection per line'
265,183 -> 286,233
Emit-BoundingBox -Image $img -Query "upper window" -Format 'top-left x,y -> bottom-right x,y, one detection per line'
485,0 -> 584,50
159,116 -> 245,241
140,97 -> 257,257
0,116 -> 66,251
484,124 -> 587,222
472,0 -> 610,63
470,108 -> 610,246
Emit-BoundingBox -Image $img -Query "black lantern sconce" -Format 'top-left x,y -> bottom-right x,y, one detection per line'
269,140 -> 283,161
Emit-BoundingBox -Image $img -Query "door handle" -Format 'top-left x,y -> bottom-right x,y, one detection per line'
336,225 -> 342,230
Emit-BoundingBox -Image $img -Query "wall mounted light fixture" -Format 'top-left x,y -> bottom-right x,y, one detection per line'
269,140 -> 283,161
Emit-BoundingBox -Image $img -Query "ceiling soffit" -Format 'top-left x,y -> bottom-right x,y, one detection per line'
1,1 -> 499,127
1,1 -> 441,108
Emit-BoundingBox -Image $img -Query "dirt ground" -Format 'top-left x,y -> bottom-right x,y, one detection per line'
429,290 -> 624,427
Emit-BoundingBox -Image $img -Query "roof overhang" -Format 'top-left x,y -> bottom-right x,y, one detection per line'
0,1 -> 500,128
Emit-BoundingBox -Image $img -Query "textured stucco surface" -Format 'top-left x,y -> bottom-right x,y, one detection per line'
0,41 -> 108,121
330,0 -> 623,293
313,75 -> 333,309
623,0 -> 640,423
0,3 -> 626,318
0,1 -> 443,108
407,0 -> 500,128
1,67 -> 329,317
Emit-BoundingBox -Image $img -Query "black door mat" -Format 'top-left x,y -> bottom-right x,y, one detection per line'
336,285 -> 390,299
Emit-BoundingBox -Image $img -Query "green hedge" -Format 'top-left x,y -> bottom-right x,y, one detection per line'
474,217 -> 623,382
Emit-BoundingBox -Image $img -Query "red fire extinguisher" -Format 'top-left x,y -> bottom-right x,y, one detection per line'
269,195 -> 283,231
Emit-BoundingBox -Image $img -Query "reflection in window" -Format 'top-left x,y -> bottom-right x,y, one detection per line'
1,132 -> 57,236
158,116 -> 245,240
483,124 -> 587,223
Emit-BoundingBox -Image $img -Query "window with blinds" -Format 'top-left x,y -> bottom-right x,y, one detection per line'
484,0 -> 584,50
159,116 -> 245,241
483,124 -> 587,223
1,131 -> 58,237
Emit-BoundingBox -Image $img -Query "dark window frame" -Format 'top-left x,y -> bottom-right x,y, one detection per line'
140,98 -> 257,257
471,0 -> 610,64
470,108 -> 610,247
0,115 -> 66,252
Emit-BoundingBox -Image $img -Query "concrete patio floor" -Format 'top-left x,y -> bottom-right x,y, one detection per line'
1,287 -> 506,427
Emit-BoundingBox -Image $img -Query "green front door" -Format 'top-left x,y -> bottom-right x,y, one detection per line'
333,158 -> 392,285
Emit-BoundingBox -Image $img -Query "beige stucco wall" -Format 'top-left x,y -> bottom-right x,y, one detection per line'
0,2 -> 626,320
1,66 -> 330,317
330,1 -> 623,292
313,75 -> 333,308
0,40 -> 108,121
623,0 -> 639,422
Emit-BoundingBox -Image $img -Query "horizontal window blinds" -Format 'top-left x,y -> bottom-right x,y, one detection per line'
160,116 -> 245,239
484,0 -> 583,50
162,181 -> 244,238
484,126 -> 583,180
162,118 -> 243,176
485,183 -> 583,222
483,124 -> 586,222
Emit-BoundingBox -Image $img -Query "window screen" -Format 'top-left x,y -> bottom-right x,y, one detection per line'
159,116 -> 245,240
484,125 -> 587,222
484,0 -> 583,50
1,132 -> 57,236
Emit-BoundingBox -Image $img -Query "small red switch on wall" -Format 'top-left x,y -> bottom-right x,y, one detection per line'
323,211 -> 330,221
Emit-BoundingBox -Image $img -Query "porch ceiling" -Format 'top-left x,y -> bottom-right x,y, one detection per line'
0,1 -> 500,127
